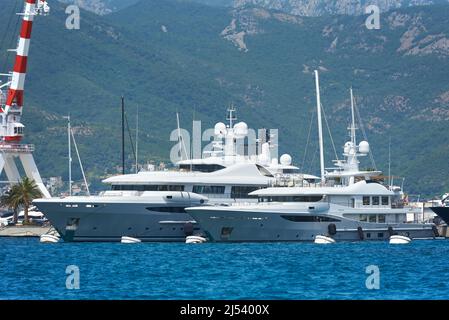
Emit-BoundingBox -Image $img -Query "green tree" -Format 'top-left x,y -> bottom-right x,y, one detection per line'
1,177 -> 43,225
0,185 -> 21,224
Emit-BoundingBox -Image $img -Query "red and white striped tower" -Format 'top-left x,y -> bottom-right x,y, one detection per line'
1,0 -> 49,142
0,0 -> 51,198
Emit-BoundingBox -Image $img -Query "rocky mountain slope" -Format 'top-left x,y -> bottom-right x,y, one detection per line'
0,0 -> 447,196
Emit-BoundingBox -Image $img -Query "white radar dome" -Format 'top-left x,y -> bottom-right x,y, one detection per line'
359,141 -> 370,154
344,141 -> 352,154
233,122 -> 248,138
214,122 -> 226,136
280,154 -> 292,166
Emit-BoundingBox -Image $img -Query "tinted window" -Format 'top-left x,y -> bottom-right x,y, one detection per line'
363,196 -> 370,205
179,164 -> 226,172
382,196 -> 389,205
112,185 -> 184,191
146,207 -> 186,213
231,186 -> 261,199
259,195 -> 323,202
372,196 -> 380,205
193,185 -> 225,194
281,215 -> 340,222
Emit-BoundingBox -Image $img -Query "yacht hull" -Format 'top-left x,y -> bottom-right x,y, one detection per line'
186,207 -> 436,242
33,194 -> 205,242
430,207 -> 449,224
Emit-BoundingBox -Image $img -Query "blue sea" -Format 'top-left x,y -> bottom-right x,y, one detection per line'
1,237 -> 449,300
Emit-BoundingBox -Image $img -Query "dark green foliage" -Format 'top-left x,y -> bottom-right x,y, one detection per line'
0,0 -> 447,197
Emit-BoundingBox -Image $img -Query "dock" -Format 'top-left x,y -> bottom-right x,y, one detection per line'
0,225 -> 52,237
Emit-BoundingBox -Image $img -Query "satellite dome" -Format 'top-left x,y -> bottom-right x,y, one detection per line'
359,141 -> 370,154
214,122 -> 226,136
344,141 -> 352,154
280,154 -> 292,166
233,122 -> 248,138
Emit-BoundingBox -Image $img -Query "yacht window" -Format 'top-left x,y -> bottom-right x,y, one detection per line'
351,198 -> 355,208
382,196 -> 389,205
372,196 -> 380,206
259,195 -> 323,203
179,164 -> 225,173
281,215 -> 340,222
231,186 -> 261,199
359,215 -> 368,222
111,185 -> 184,191
363,196 -> 370,205
282,169 -> 300,174
255,164 -> 274,177
378,232 -> 384,238
146,207 -> 186,213
369,215 -> 377,223
193,185 -> 225,194
378,214 -> 386,223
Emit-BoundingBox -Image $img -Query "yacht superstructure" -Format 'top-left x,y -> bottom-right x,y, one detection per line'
185,72 -> 438,242
34,109 -> 315,242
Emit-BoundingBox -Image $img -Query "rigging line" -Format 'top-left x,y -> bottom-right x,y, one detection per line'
0,0 -> 21,74
70,129 -> 90,196
307,144 -> 319,176
300,110 -> 314,172
124,111 -> 137,165
354,97 -> 377,170
320,102 -> 339,161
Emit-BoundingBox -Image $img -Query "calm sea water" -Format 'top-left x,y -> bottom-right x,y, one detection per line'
1,237 -> 449,300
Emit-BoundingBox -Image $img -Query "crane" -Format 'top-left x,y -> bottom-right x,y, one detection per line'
0,0 -> 51,198
0,0 -> 50,142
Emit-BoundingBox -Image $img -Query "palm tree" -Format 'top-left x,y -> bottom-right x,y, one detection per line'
1,184 -> 21,224
1,177 -> 43,224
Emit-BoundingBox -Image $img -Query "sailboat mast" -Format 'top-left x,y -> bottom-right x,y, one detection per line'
67,115 -> 72,196
350,87 -> 356,146
121,96 -> 125,175
314,70 -> 325,183
135,105 -> 139,173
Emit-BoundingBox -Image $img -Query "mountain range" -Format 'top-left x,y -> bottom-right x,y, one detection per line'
0,0 -> 448,196
58,0 -> 449,16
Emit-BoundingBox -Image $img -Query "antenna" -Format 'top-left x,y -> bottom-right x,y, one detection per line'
226,103 -> 237,128
314,70 -> 325,183
135,105 -> 139,173
64,115 -> 72,196
121,96 -> 125,175
388,136 -> 391,188
350,87 -> 356,146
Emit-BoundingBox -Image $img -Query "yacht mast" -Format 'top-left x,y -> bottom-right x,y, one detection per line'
135,105 -> 139,173
350,87 -> 356,146
314,70 -> 325,183
66,115 -> 72,196
121,96 -> 125,175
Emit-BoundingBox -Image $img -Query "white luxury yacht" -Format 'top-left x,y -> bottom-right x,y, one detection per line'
34,108 -> 317,242
185,72 -> 438,242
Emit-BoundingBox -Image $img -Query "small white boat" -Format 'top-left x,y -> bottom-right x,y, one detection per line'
314,235 -> 336,244
40,234 -> 60,243
185,235 -> 207,244
121,236 -> 141,244
389,235 -> 411,244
